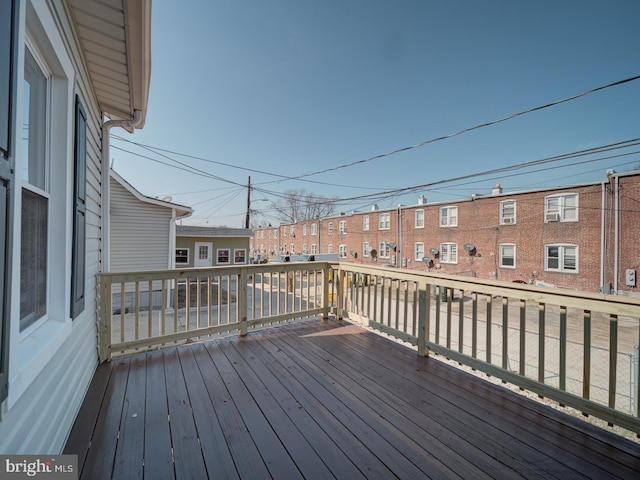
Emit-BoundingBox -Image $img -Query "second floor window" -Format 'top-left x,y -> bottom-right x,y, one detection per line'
302,224 -> 307,236
499,244 -> 516,268
545,193 -> 578,222
339,220 -> 347,234
415,210 -> 424,228
328,222 -> 333,235
415,242 -> 424,260
379,242 -> 390,258
339,244 -> 347,258
311,223 -> 317,235
363,215 -> 369,231
379,213 -> 390,230
500,200 -> 516,225
439,206 -> 458,227
363,242 -> 370,257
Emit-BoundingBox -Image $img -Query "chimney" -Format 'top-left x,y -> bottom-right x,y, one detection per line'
491,183 -> 503,195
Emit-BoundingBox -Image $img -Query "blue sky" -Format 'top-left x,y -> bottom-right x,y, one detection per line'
111,0 -> 640,227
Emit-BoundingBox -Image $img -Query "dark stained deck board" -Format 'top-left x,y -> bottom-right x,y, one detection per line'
330,323 -> 640,476
65,318 -> 640,480
143,349 -> 174,480
112,353 -> 146,480
175,346 -> 239,480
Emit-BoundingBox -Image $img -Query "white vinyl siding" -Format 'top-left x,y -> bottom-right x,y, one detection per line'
110,178 -> 174,272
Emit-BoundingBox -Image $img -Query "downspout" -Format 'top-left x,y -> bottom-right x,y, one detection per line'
613,173 -> 620,294
100,110 -> 143,272
600,179 -> 606,292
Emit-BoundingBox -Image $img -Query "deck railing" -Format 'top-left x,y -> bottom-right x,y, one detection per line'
333,263 -> 640,435
97,262 -> 334,361
97,261 -> 640,434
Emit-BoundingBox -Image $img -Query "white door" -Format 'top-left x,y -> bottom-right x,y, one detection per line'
194,242 -> 213,267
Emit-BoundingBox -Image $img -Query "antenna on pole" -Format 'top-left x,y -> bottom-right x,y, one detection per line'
245,176 -> 251,229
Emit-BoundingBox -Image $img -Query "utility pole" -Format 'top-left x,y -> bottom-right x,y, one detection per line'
244,176 -> 251,229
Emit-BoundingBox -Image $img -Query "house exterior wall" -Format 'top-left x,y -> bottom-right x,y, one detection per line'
176,236 -> 251,268
253,173 -> 640,296
0,0 -> 104,453
110,177 -> 173,272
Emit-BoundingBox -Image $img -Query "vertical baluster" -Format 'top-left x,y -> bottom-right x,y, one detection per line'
148,280 -> 153,338
394,280 -> 400,331
583,310 -> 591,409
435,286 -> 441,345
134,281 -> 140,340
472,292 -> 478,359
446,287 -> 452,349
486,294 -> 492,364
609,314 -> 618,417
119,282 -> 125,343
559,305 -> 567,397
538,303 -> 546,396
458,289 -> 464,354
519,299 -> 526,376
160,279 -> 166,336
502,297 -> 508,371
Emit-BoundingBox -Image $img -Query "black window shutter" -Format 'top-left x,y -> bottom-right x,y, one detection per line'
71,96 -> 87,319
0,0 -> 19,404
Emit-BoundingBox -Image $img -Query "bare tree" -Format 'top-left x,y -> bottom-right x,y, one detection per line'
270,189 -> 338,224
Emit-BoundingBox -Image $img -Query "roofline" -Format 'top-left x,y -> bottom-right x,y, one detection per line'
111,169 -> 193,218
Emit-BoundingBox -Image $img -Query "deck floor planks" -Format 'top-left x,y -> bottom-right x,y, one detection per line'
112,353 -> 146,480
332,322 -> 640,477
265,323 -> 525,479
175,345 -> 240,480
142,349 -> 174,480
64,317 -> 640,480
189,342 -> 272,479
80,357 -> 131,480
226,339 -> 369,480
162,347 -> 209,480
218,340 -> 341,480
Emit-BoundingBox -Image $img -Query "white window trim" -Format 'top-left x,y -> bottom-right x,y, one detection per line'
545,244 -> 578,273
217,248 -> 231,265
499,243 -> 516,269
545,193 -> 578,223
9,5 -> 76,408
500,200 -> 516,225
415,209 -> 424,228
328,222 -> 333,235
439,206 -> 458,227
440,242 -> 458,264
363,215 -> 369,231
414,242 -> 424,260
378,213 -> 390,230
339,220 -> 347,234
233,248 -> 247,264
363,242 -> 370,257
176,248 -> 190,264
339,244 -> 347,258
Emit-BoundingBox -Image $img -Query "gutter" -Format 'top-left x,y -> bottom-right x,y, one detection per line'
100,110 -> 143,272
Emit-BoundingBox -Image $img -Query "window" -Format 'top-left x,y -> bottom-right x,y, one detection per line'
545,194 -> 578,222
379,242 -> 390,258
311,223 -> 317,235
302,224 -> 307,236
500,200 -> 516,225
440,243 -> 458,263
363,215 -> 369,231
328,222 -> 333,235
545,245 -> 577,272
363,242 -> 370,257
339,245 -> 347,258
20,48 -> 49,331
302,243 -> 307,253
290,243 -> 294,254
290,225 -> 295,236
338,220 -> 347,234
217,249 -> 230,264
175,248 -> 189,264
439,206 -> 458,227
234,249 -> 247,264
499,244 -> 515,268
415,242 -> 424,260
378,213 -> 390,230
311,244 -> 317,254
415,210 -> 424,228
70,96 -> 86,319
327,244 -> 333,254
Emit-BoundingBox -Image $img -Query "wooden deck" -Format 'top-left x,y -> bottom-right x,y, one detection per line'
64,317 -> 640,479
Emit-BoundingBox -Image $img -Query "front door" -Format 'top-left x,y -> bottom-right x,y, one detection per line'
194,242 -> 212,267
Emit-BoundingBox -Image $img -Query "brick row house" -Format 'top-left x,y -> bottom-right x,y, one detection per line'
251,170 -> 640,296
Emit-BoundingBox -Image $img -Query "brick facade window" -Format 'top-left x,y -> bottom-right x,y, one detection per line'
499,244 -> 516,268
545,193 -> 578,222
545,244 -> 577,272
363,215 -> 369,231
363,242 -> 370,257
440,243 -> 458,263
415,242 -> 424,260
378,213 -> 390,230
439,206 -> 458,227
415,210 -> 424,228
500,200 -> 516,225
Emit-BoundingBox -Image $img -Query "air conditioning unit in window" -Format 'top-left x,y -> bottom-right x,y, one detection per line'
502,217 -> 515,224
546,213 -> 561,222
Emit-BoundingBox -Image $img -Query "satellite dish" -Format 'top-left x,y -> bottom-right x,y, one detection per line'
429,248 -> 439,255
463,243 -> 476,252
161,196 -> 173,202
349,250 -> 358,258
421,257 -> 432,264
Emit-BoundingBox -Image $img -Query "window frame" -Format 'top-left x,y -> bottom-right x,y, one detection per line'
338,220 -> 347,234
500,200 -> 516,225
545,244 -> 578,272
234,248 -> 247,264
414,242 -> 424,261
175,248 -> 189,265
338,244 -> 347,258
362,241 -> 370,257
311,223 -> 317,235
545,193 -> 578,222
217,248 -> 231,265
440,242 -> 458,264
499,243 -> 516,268
327,222 -> 333,235
379,242 -> 390,258
378,213 -> 390,230
439,206 -> 458,227
415,209 -> 424,228
362,215 -> 369,231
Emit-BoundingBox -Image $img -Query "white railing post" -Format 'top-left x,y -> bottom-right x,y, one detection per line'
239,268 -> 248,336
417,280 -> 429,357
